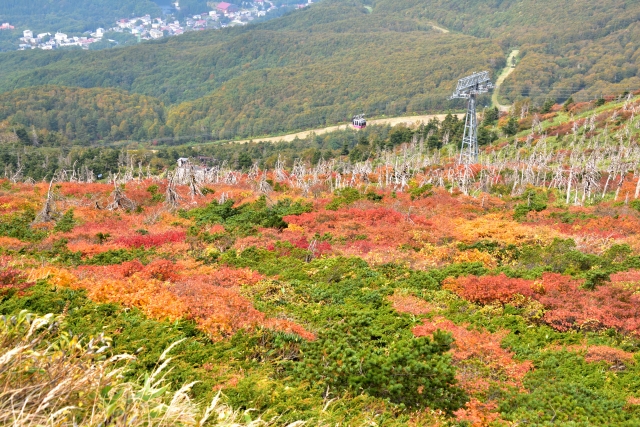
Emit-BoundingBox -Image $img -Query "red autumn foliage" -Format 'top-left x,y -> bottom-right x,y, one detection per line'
583,345 -> 634,366
288,237 -> 332,255
56,182 -> 112,197
444,273 -> 534,304
76,259 -> 179,282
171,277 -> 315,340
76,260 -> 143,280
172,278 -> 264,337
548,121 -> 575,136
413,316 -> 533,390
286,207 -> 404,229
141,259 -> 179,282
414,316 -> 531,426
610,269 -> 640,284
115,230 -> 186,249
447,272 -> 640,335
0,265 -> 35,296
539,282 -> 640,334
207,266 -> 265,287
284,206 -> 437,252
116,260 -> 145,277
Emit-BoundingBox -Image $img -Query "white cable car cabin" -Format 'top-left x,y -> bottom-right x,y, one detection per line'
352,114 -> 366,129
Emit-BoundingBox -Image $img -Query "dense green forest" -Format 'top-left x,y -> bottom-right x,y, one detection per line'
0,0 -> 162,34
0,0 -> 639,142
0,86 -> 169,144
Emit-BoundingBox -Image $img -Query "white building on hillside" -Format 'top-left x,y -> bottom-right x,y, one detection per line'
149,29 -> 163,39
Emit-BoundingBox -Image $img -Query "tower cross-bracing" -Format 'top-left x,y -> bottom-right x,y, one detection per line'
450,71 -> 494,164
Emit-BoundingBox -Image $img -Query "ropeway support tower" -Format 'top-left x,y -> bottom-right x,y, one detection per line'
450,71 -> 494,164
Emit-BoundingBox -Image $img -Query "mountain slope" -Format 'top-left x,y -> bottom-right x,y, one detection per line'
165,31 -> 501,138
0,86 -> 169,143
0,0 -> 639,142
380,0 -> 640,99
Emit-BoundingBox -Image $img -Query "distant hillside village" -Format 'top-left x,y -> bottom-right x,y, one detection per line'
10,0 -> 313,51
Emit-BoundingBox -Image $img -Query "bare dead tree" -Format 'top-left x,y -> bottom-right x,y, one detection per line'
164,172 -> 182,210
257,172 -> 273,194
188,166 -> 203,198
106,175 -> 137,211
33,177 -> 58,224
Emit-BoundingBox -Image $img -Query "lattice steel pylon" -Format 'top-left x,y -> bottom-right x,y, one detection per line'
450,71 -> 494,164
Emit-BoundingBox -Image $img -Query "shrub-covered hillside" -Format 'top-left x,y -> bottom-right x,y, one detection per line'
3,95 -> 640,425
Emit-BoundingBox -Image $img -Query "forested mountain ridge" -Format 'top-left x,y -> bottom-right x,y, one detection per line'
0,0 -> 639,143
393,0 -> 640,101
0,86 -> 170,143
384,0 -> 639,43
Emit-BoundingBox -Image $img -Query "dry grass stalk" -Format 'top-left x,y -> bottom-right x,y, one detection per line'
0,311 -> 305,427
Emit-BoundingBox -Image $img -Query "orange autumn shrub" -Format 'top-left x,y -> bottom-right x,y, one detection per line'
413,316 -> 533,392
413,316 -> 531,426
583,345 -> 634,365
454,398 -> 502,427
76,260 -> 145,280
140,259 -> 179,281
171,277 -> 314,340
453,249 -> 497,269
208,266 -> 265,287
284,207 -> 421,250
28,266 -> 76,287
71,276 -> 187,321
452,214 -> 554,246
0,195 -> 22,213
57,182 -> 112,197
77,259 -> 182,282
627,397 -> 640,406
0,236 -> 28,250
180,283 -> 262,337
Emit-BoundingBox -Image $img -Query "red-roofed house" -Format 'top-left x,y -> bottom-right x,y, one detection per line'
216,2 -> 239,14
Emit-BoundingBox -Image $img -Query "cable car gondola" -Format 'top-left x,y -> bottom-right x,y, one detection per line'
352,114 -> 366,129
